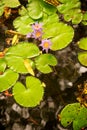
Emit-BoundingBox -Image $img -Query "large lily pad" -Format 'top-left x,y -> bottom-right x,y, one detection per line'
0,69 -> 19,92
5,42 -> 40,58
13,76 -> 44,107
43,22 -> 74,50
35,54 -> 57,73
60,103 -> 87,130
5,42 -> 39,74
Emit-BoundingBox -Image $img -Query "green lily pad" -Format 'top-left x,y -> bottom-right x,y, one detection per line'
5,42 -> 39,73
13,76 -> 44,107
27,0 -> 43,19
13,15 -> 34,34
0,1 -> 4,16
35,54 -> 57,73
4,0 -> 20,8
5,56 -> 34,74
5,42 -> 40,58
0,58 -> 6,72
78,37 -> 87,50
60,103 -> 87,130
13,0 -> 57,34
0,69 -> 19,92
43,22 -> 74,50
82,12 -> 87,25
78,52 -> 87,66
57,0 -> 83,24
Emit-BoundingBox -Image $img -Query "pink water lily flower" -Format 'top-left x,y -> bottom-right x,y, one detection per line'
39,39 -> 52,53
32,30 -> 43,40
32,22 -> 43,31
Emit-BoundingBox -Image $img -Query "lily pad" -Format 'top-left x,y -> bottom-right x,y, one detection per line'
0,58 -> 6,72
0,69 -> 19,92
78,37 -> 87,50
43,22 -> 74,50
57,0 -> 83,24
27,0 -> 43,19
82,12 -> 87,25
5,42 -> 39,74
35,54 -> 57,73
60,103 -> 87,130
78,52 -> 87,66
5,56 -> 34,74
4,0 -> 20,8
13,0 -> 57,34
0,1 -> 4,16
13,76 -> 44,107
5,42 -> 40,58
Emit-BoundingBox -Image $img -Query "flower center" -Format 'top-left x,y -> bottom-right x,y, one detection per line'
43,42 -> 49,48
36,31 -> 41,37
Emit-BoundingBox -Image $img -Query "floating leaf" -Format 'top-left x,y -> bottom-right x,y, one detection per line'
82,12 -> 87,25
78,52 -> 87,66
5,56 -> 29,73
60,103 -> 87,130
4,0 -> 20,8
27,0 -> 43,19
0,58 -> 6,72
5,42 -> 40,58
5,42 -> 39,73
0,69 -> 19,92
13,0 -> 57,34
57,0 -> 83,24
43,22 -> 74,50
0,1 -> 4,16
78,37 -> 87,50
13,76 -> 44,107
35,54 -> 57,73
24,59 -> 35,76
13,15 -> 34,34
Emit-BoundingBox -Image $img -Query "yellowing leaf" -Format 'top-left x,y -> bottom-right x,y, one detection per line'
24,59 -> 35,76
12,34 -> 18,45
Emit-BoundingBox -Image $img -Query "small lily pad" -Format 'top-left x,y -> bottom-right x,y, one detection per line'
78,37 -> 87,50
0,69 -> 19,92
13,76 -> 44,107
60,103 -> 87,130
78,52 -> 87,66
35,54 -> 57,73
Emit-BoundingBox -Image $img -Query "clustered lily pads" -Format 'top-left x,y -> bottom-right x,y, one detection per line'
0,0 -> 87,129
